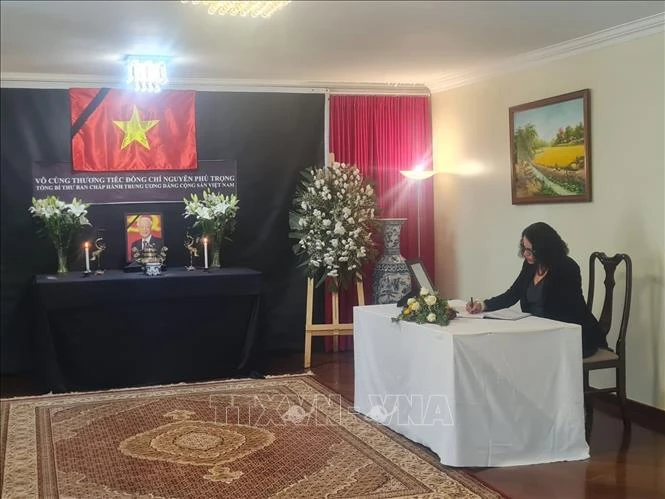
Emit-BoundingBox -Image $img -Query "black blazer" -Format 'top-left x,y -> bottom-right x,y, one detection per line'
484,256 -> 605,357
131,237 -> 164,254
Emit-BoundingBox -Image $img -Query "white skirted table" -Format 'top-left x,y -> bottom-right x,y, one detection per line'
353,302 -> 589,467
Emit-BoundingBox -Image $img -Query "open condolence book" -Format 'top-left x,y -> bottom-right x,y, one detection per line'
449,300 -> 531,320
455,308 -> 531,321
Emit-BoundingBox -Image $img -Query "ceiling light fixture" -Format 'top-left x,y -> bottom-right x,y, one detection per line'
125,56 -> 169,93
181,1 -> 291,18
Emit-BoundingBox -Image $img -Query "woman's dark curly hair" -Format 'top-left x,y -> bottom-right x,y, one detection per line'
519,222 -> 569,268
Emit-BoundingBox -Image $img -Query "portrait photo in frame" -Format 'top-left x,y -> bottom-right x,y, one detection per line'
407,259 -> 436,293
509,89 -> 591,205
125,212 -> 165,263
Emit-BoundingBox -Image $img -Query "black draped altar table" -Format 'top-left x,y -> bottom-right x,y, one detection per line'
33,267 -> 262,392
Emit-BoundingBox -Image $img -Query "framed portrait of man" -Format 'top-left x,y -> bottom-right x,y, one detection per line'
125,213 -> 164,263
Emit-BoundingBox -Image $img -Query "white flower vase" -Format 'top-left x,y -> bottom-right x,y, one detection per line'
212,247 -> 221,268
372,218 -> 411,304
55,246 -> 68,274
206,233 -> 222,268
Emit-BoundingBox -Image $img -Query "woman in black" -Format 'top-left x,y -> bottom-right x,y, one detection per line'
466,222 -> 605,358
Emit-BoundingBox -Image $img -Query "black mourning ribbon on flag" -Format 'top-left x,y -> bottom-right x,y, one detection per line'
71,87 -> 112,139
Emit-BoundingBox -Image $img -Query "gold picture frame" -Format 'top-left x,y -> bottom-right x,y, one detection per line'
509,89 -> 591,204
124,212 -> 164,263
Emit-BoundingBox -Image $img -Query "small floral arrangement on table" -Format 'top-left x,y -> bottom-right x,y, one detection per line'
392,288 -> 457,326
289,161 -> 378,291
28,196 -> 91,273
183,189 -> 239,268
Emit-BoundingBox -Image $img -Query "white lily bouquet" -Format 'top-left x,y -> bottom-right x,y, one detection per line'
289,161 -> 378,291
29,196 -> 91,273
183,189 -> 239,268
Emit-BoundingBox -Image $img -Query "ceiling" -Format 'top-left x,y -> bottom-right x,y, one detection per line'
1,1 -> 663,92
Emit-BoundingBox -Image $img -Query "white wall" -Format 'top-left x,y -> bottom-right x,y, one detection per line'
431,33 -> 665,409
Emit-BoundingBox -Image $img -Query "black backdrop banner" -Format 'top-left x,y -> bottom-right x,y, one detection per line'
32,159 -> 237,204
1,88 -> 325,373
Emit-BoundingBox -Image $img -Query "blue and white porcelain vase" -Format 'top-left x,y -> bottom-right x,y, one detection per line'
372,218 -> 411,304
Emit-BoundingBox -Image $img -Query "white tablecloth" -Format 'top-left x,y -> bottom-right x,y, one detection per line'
353,302 -> 589,467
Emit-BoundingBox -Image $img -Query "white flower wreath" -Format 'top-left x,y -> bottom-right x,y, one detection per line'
289,162 -> 378,290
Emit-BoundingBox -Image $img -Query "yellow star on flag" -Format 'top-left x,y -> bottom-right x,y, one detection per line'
113,106 -> 159,150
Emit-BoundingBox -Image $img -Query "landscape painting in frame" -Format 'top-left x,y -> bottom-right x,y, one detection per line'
509,89 -> 591,204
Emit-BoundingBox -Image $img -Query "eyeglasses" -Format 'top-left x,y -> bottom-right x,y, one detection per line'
519,244 -> 535,256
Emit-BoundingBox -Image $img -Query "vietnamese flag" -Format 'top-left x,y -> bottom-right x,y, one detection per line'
70,88 -> 197,171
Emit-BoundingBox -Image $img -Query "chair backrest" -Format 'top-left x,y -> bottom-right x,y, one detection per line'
587,252 -> 632,356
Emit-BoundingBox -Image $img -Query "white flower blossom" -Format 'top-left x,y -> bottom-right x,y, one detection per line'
183,189 -> 239,249
28,196 -> 92,252
212,201 -> 229,216
424,295 -> 437,306
290,161 -> 378,289
195,206 -> 212,220
427,313 -> 437,322
333,222 -> 346,235
420,288 -> 430,296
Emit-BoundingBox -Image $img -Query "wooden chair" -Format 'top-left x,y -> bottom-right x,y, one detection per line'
584,252 -> 632,434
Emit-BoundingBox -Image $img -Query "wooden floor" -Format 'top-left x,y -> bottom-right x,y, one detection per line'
278,352 -> 665,499
3,351 -> 664,499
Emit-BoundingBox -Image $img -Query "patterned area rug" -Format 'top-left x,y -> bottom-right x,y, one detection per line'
1,375 -> 503,498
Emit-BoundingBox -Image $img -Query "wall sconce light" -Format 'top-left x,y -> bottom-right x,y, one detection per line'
125,56 -> 169,93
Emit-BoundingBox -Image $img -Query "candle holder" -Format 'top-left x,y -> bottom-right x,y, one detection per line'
91,236 -> 107,275
184,233 -> 198,271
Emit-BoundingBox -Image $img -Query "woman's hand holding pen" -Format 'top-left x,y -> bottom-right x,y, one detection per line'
466,297 -> 485,314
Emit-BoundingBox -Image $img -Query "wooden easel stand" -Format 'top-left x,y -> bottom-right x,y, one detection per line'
304,277 -> 365,369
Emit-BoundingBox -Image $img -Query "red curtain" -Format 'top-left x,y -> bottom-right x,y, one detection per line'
325,95 -> 434,351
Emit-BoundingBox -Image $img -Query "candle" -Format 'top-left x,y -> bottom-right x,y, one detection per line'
203,237 -> 208,269
84,242 -> 91,272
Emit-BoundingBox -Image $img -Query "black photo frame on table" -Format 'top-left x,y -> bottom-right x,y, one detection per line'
124,212 -> 165,264
406,259 -> 436,293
